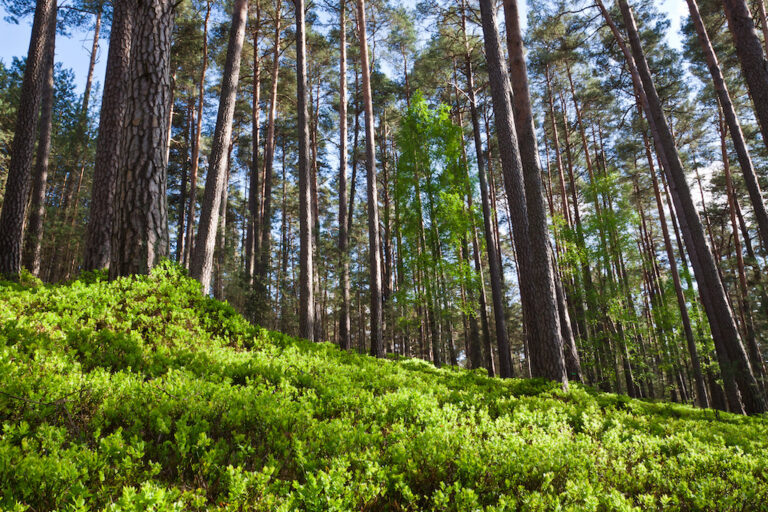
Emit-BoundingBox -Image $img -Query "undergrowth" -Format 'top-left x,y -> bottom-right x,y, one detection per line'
1,262 -> 766,511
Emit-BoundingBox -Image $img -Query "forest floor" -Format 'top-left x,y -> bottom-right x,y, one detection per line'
1,263 -> 768,511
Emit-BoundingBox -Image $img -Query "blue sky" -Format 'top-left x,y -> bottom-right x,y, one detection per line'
0,1 -> 688,101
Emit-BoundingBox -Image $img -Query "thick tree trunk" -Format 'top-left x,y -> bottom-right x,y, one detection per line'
479,0 -> 567,383
22,9 -> 57,276
611,0 -> 766,414
83,0 -> 133,271
356,0 -> 384,358
294,0 -> 315,340
687,0 -> 768,256
191,0 -> 249,291
109,0 -> 174,278
0,0 -> 56,276
722,0 -> 768,155
183,1 -> 211,267
503,0 -> 570,384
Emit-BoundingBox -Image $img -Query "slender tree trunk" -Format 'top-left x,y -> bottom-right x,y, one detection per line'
257,0 -> 282,289
191,0 -> 249,291
183,1 -> 211,266
176,98 -> 193,262
214,138 -> 234,300
83,0 -> 133,271
246,3 -> 262,284
719,112 -> 768,389
0,0 -> 56,276
461,0 -> 510,377
356,0 -> 384,358
607,0 -> 766,414
687,0 -> 768,255
338,0 -> 351,350
22,9 -> 57,276
642,120 -> 709,408
294,0 -> 315,340
109,0 -> 174,278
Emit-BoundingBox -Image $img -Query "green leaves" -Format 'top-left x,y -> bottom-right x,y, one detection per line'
0,264 -> 767,510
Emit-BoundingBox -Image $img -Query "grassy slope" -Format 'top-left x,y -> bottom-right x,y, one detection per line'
1,264 -> 767,511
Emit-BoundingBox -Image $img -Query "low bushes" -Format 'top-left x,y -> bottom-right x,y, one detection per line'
1,263 -> 766,511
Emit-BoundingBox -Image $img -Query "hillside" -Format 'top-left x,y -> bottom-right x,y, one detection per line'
1,265 -> 767,511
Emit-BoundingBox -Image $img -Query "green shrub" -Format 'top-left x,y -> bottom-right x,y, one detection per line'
0,263 -> 766,511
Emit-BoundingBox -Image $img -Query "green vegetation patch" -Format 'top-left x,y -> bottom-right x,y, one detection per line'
1,263 -> 766,511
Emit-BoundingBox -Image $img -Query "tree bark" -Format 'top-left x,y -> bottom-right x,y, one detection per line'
503,0 -> 570,385
191,0 -> 249,291
22,8 -> 57,276
294,0 -> 315,340
338,0 -> 351,350
356,0 -> 384,358
461,0 -> 510,377
687,0 -> 768,256
109,0 -> 174,278
722,0 -> 768,155
611,0 -> 765,414
183,1 -> 211,267
83,0 -> 133,271
0,0 -> 56,276
246,2 -> 262,284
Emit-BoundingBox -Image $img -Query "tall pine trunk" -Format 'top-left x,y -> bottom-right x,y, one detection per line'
22,9 -> 57,276
109,0 -> 174,278
338,0 -> 352,350
245,2 -> 262,284
0,0 -> 56,276
356,0 -> 384,358
503,0 -> 571,384
295,0 -> 315,340
183,2 -> 211,267
83,0 -> 133,271
256,0 -> 283,298
191,0 -> 249,291
460,0 -> 510,377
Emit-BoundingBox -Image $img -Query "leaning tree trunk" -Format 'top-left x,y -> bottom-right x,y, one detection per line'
338,0 -> 352,350
722,0 -> 768,156
109,0 -> 174,278
503,0 -> 570,385
356,0 -> 384,358
22,9 -> 57,276
0,0 -> 56,276
83,0 -> 133,271
687,0 -> 768,256
191,0 -> 249,292
612,0 -> 766,414
295,0 -> 315,340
